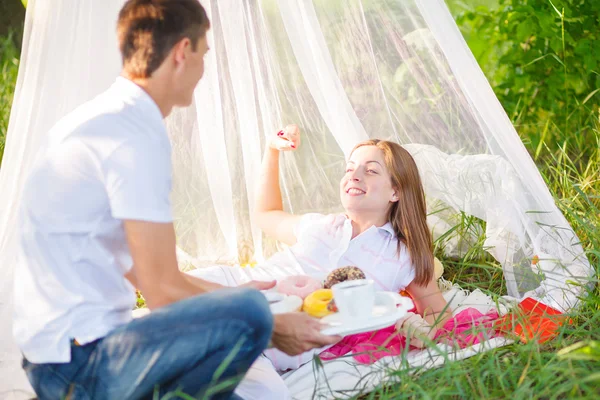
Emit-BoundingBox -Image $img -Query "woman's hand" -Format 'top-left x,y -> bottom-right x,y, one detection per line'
395,312 -> 437,348
268,124 -> 301,151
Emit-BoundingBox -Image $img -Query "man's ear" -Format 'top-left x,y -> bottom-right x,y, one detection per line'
172,37 -> 191,67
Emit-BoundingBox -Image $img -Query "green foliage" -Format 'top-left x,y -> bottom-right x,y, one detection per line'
558,340 -> 600,362
0,31 -> 20,167
452,0 -> 600,155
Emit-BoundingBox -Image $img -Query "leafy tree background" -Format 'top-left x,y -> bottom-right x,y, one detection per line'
450,0 -> 600,159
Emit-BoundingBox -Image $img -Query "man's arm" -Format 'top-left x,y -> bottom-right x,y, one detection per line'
184,273 -> 226,292
123,220 -> 340,355
123,220 -> 277,308
123,220 -> 224,309
125,263 -> 224,293
270,312 -> 341,355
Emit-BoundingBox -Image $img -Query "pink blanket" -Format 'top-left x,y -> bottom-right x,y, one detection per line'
319,308 -> 500,364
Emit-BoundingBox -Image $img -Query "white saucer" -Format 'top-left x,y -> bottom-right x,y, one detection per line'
264,292 -> 303,314
262,291 -> 285,304
320,292 -> 413,336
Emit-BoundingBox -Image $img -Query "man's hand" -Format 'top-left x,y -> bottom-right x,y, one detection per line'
271,312 -> 341,355
395,312 -> 437,348
239,280 -> 277,291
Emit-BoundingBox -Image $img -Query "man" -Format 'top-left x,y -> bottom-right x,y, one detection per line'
13,1 -> 338,399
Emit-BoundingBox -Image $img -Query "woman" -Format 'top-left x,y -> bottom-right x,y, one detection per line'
188,125 -> 452,399
256,126 -> 451,367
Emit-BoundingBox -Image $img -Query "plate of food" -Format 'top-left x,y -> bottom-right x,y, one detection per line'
262,266 -> 414,336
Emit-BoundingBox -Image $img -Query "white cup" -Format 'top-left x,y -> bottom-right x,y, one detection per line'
331,279 -> 375,321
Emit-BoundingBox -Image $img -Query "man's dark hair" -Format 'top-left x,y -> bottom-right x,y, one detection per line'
117,0 -> 210,78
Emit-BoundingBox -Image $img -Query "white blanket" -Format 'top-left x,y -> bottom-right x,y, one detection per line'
283,337 -> 513,399
181,264 -> 514,400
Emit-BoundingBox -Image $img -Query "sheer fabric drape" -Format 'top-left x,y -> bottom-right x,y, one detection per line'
0,0 -> 591,397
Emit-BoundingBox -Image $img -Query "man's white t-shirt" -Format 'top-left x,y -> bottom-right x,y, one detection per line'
13,77 -> 172,363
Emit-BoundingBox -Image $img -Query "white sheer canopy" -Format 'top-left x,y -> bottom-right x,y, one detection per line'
0,0 -> 592,397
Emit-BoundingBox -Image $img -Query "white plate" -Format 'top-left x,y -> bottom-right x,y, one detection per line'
320,292 -> 413,336
262,291 -> 285,304
266,293 -> 303,314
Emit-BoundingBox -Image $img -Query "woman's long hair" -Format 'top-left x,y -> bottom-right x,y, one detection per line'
350,139 -> 434,285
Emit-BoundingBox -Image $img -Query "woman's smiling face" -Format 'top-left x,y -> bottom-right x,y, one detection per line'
340,145 -> 397,216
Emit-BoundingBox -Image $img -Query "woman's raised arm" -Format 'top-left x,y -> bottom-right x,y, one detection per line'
254,125 -> 302,246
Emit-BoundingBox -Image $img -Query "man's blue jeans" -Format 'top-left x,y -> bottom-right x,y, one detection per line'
22,288 -> 273,400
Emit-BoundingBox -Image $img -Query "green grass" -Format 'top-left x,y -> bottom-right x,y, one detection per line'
361,96 -> 600,400
1,9 -> 599,400
0,32 -> 19,168
364,144 -> 600,399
